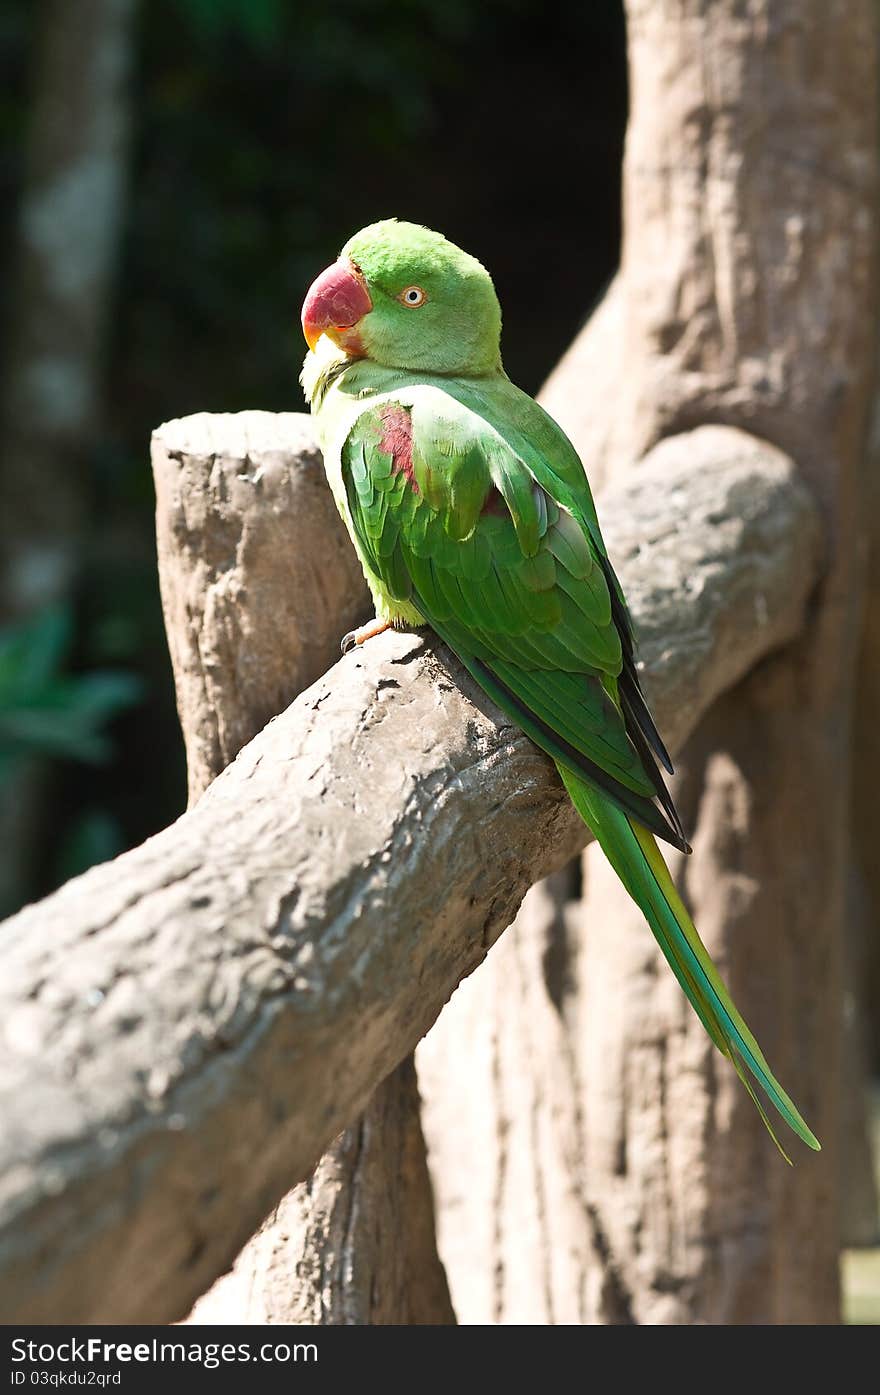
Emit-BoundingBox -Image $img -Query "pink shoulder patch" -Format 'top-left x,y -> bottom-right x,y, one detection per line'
378,404 -> 418,492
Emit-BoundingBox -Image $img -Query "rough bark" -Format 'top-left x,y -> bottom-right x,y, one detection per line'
152,411 -> 370,803
188,1058 -> 454,1325
418,870 -> 588,1324
841,866 -> 880,1247
842,340 -> 880,1246
153,410 -> 451,1324
540,273 -> 623,499
0,433 -> 819,1324
855,548 -> 880,1080
421,0 -> 878,1324
853,434 -> 880,1075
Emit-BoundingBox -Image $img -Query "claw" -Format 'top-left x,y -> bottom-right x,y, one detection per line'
340,618 -> 391,654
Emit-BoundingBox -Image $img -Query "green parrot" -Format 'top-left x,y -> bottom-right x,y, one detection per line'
300,218 -> 819,1159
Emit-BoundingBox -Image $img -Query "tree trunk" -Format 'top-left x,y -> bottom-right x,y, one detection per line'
0,0 -> 138,617
420,0 -> 878,1323
0,0 -> 139,919
853,448 -> 880,1077
187,1057 -> 454,1325
150,412 -> 453,1325
841,340 -> 880,1247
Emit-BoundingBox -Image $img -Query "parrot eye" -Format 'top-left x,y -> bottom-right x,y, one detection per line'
399,285 -> 427,307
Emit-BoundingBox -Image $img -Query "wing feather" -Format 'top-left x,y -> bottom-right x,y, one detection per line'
340,389 -> 688,852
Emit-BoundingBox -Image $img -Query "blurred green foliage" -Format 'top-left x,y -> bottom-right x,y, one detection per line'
0,605 -> 141,773
0,0 -> 626,911
174,0 -> 288,48
0,604 -> 144,908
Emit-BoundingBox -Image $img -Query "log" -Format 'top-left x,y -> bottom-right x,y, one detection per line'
152,410 -> 451,1324
0,429 -> 820,1323
187,1057 -> 454,1324
152,410 -> 370,802
421,0 -> 878,1324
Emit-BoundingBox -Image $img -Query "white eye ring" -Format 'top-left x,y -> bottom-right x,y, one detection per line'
400,285 -> 427,307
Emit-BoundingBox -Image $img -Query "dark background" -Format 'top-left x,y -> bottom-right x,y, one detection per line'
0,0 -> 627,914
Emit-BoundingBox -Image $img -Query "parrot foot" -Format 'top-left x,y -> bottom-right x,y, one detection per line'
341,618 -> 392,654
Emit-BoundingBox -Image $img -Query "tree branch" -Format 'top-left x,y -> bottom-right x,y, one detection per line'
152,410 -> 371,803
154,410 -> 452,1324
0,425 -> 821,1323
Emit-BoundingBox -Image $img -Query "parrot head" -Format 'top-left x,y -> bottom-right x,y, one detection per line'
301,220 -> 502,375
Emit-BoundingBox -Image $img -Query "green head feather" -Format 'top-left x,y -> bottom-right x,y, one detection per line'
341,219 -> 502,376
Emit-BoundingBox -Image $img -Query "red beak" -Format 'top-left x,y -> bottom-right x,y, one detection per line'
301,258 -> 373,352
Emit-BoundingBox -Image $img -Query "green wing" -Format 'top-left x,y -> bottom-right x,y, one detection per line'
340,386 -> 687,851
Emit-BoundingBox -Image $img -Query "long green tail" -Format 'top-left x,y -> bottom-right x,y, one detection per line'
559,767 -> 820,1161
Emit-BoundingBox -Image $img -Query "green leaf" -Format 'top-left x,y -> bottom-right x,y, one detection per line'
172,0 -> 285,47
0,606 -> 144,765
0,605 -> 73,692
